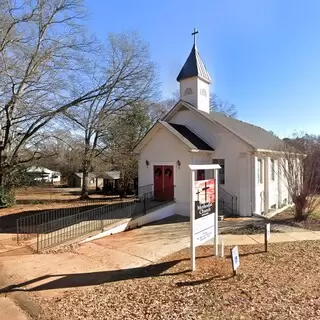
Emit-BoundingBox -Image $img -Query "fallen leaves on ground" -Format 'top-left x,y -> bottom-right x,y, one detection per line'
37,241 -> 320,320
271,209 -> 320,231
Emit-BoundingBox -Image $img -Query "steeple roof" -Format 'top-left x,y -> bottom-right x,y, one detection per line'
176,44 -> 211,83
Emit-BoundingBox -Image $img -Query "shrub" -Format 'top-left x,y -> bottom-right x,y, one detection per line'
0,186 -> 15,207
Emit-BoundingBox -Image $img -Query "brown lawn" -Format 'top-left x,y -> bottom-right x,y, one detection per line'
1,241 -> 318,320
0,187 -> 121,218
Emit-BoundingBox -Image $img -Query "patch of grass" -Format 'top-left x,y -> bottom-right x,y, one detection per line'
220,224 -> 282,235
31,200 -> 45,205
310,211 -> 320,218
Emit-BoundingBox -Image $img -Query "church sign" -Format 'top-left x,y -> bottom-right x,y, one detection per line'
194,179 -> 215,246
189,164 -> 221,271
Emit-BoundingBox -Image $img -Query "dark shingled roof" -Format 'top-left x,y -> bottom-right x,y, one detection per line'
176,45 -> 211,83
160,121 -> 214,151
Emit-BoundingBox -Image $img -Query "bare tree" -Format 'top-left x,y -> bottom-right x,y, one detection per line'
210,93 -> 237,117
0,1 -> 152,205
63,32 -> 159,199
0,1 -> 110,200
279,138 -> 320,220
30,129 -> 84,179
169,91 -> 237,117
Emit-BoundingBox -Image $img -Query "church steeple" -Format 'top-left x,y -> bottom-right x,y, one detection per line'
176,44 -> 212,83
177,29 -> 211,113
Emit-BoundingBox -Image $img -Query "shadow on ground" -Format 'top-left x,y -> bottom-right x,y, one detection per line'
0,260 -> 187,293
0,249 -> 233,293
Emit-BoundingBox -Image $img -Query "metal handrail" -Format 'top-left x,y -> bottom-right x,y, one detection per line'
218,185 -> 238,216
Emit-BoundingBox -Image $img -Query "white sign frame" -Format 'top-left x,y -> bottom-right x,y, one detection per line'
189,164 -> 221,271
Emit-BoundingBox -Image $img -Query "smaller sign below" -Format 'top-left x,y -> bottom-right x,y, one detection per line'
266,223 -> 271,241
231,246 -> 240,272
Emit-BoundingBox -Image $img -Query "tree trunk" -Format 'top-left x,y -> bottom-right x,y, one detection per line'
0,147 -> 3,187
80,167 -> 90,200
294,194 -> 307,221
80,140 -> 91,200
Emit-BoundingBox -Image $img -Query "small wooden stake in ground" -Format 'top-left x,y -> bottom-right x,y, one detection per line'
230,246 -> 240,276
221,239 -> 224,258
265,223 -> 271,252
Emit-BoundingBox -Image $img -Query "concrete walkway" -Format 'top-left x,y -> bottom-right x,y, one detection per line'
0,297 -> 29,320
220,231 -> 320,246
87,215 -> 320,264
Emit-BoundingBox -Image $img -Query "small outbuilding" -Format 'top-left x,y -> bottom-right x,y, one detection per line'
68,172 -> 103,189
27,166 -> 61,184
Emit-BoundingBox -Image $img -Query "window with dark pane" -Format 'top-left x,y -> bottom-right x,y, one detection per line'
196,170 -> 205,181
212,159 -> 225,184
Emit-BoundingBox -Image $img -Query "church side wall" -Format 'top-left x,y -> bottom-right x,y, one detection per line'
138,127 -> 192,216
169,110 -> 253,216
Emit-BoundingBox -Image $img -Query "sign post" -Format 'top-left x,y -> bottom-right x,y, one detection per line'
189,164 -> 221,271
190,169 -> 196,271
214,168 -> 219,256
265,223 -> 271,252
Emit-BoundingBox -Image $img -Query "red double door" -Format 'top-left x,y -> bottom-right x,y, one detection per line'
153,165 -> 174,201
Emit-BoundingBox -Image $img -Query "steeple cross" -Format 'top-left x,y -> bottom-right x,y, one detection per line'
192,28 -> 199,46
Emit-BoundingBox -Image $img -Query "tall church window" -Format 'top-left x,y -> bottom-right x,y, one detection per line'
271,159 -> 275,181
212,159 -> 225,184
258,159 -> 263,184
184,88 -> 192,96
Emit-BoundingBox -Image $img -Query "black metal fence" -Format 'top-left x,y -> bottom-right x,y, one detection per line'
16,184 -> 154,243
16,198 -> 123,243
19,185 -> 174,252
36,200 -> 144,251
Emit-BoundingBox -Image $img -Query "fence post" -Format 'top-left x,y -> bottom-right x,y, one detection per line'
100,209 -> 104,232
36,225 -> 39,253
143,197 -> 147,215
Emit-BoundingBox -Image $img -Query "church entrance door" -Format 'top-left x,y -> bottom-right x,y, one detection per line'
153,165 -> 174,201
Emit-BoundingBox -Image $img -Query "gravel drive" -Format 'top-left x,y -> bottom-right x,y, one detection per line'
37,241 -> 320,320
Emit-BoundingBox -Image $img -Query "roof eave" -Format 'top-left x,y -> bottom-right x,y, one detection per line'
254,148 -> 307,157
190,149 -> 214,154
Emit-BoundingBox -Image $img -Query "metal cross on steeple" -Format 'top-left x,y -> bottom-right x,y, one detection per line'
191,28 -> 199,46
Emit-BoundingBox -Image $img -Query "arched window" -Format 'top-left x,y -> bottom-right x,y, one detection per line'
184,88 -> 192,96
200,88 -> 207,97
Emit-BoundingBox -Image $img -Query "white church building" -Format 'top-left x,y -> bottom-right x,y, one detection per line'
134,37 -> 291,217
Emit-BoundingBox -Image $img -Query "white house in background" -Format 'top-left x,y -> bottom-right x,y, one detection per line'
27,166 -> 61,184
134,38 -> 291,217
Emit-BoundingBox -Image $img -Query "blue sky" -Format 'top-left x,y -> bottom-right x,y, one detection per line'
84,0 -> 320,138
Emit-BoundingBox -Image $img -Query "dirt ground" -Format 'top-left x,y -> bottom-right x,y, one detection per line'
2,241 -> 320,319
0,186 -> 120,218
0,187 -> 129,234
38,242 -> 320,319
1,212 -> 320,319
